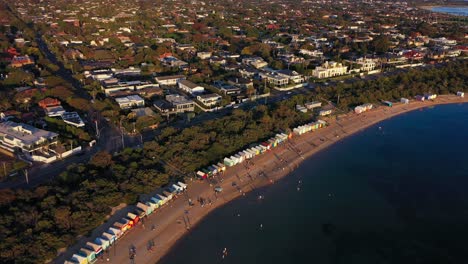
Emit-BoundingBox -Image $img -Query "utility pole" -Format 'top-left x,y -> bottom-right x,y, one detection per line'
24,169 -> 29,184
2,162 -> 6,178
120,118 -> 125,149
95,120 -> 99,138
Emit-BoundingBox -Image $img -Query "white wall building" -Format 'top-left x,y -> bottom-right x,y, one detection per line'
355,58 -> 378,72
154,75 -> 186,86
197,94 -> 222,107
115,95 -> 145,109
178,80 -> 205,94
312,61 -> 348,79
0,121 -> 58,160
197,52 -> 212,60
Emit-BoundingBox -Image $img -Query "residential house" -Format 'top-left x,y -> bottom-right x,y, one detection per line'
160,56 -> 188,68
10,55 -> 34,68
242,57 -> 268,69
312,61 -> 348,79
259,72 -> 289,87
38,97 -> 66,117
355,58 -> 378,72
61,112 -> 85,127
0,121 -> 58,161
239,67 -> 258,78
197,52 -> 212,59
277,70 -> 304,84
115,95 -> 145,109
154,95 -> 194,115
227,77 -> 254,89
209,56 -> 227,65
197,93 -> 222,107
154,75 -> 186,86
178,80 -> 205,95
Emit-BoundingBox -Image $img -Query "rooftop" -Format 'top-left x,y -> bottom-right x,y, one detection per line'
0,121 -> 58,146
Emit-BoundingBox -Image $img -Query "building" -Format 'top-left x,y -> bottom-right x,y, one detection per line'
197,94 -> 222,107
102,80 -> 157,96
10,55 -> 34,68
38,98 -> 61,109
115,95 -> 145,109
61,112 -> 85,127
166,95 -> 195,113
227,77 -> 254,89
154,95 -> 195,115
354,103 -> 373,114
424,93 -> 437,100
197,52 -> 212,59
355,58 -> 378,72
0,121 -> 58,160
242,57 -> 268,69
312,61 -> 348,79
304,101 -> 322,110
215,82 -> 242,95
239,67 -> 258,78
45,106 -> 66,117
277,70 -> 305,84
178,80 -> 205,95
415,95 -> 425,102
154,75 -> 186,86
259,72 -> 289,87
319,109 -> 332,116
160,56 -> 188,68
296,105 -> 307,113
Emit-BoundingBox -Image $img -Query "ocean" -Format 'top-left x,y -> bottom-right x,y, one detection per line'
159,103 -> 468,264
431,6 -> 468,16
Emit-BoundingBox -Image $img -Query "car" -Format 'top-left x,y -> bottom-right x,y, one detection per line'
214,186 -> 223,193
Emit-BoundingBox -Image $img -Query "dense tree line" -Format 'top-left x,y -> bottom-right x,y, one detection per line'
0,60 -> 466,263
316,61 -> 468,109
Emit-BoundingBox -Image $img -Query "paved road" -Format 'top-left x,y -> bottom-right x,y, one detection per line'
0,11 -> 123,189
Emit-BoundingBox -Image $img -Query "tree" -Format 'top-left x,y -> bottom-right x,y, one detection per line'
372,35 -> 390,54
90,151 -> 113,169
54,206 -> 73,231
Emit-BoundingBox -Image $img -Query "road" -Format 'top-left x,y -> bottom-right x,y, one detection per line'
0,19 -> 123,188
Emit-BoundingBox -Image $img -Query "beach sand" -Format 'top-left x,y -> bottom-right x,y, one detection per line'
88,95 -> 467,264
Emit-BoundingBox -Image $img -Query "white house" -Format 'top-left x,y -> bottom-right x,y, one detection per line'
259,72 -> 289,87
154,75 -> 186,86
312,61 -> 348,79
277,70 -> 305,84
355,58 -> 378,72
197,52 -> 212,59
0,121 -> 58,160
178,80 -> 205,95
197,93 -> 222,107
115,95 -> 145,109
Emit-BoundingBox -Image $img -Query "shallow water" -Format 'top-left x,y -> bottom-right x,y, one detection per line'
431,6 -> 468,16
159,103 -> 468,264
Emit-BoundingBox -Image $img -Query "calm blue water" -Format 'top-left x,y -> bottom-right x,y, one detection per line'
159,103 -> 468,264
431,6 -> 468,16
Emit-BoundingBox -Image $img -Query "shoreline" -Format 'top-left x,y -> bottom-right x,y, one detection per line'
418,4 -> 468,12
84,95 -> 467,264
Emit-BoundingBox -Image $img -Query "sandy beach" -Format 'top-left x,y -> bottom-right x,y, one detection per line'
83,95 -> 467,264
